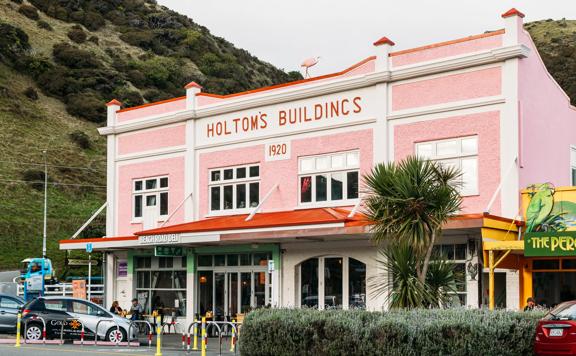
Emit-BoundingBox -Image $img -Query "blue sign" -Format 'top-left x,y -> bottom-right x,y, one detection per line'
86,243 -> 93,254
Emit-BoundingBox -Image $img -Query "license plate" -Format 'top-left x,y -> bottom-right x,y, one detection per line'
550,329 -> 564,337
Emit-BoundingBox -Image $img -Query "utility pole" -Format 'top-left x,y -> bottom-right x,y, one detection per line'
42,150 -> 47,259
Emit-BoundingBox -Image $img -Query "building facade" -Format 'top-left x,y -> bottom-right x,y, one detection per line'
60,9 -> 576,325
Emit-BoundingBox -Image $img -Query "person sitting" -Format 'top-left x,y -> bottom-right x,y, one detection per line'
109,300 -> 123,315
129,298 -> 143,321
524,297 -> 536,311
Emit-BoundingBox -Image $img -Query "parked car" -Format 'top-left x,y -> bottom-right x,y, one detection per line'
535,301 -> 576,355
0,294 -> 24,333
21,297 -> 134,342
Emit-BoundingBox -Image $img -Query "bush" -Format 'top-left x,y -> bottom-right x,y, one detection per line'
0,23 -> 30,64
240,308 -> 545,356
88,36 -> 99,45
36,20 -> 53,31
69,130 -> 91,149
65,93 -> 106,123
21,169 -> 46,191
67,28 -> 87,44
53,43 -> 101,69
23,87 -> 38,100
18,4 -> 39,20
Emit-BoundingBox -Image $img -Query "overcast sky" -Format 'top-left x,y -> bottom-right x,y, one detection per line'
158,1 -> 575,76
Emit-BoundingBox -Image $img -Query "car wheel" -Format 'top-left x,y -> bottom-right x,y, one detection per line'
105,328 -> 126,343
25,324 -> 42,341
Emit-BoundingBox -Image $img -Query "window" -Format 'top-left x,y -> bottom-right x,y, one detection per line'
298,257 -> 366,309
432,243 -> 468,306
71,301 -> 101,316
44,299 -> 68,312
209,164 -> 260,213
133,176 -> 169,219
571,146 -> 576,185
0,297 -> 19,309
298,151 -> 360,205
416,136 -> 478,196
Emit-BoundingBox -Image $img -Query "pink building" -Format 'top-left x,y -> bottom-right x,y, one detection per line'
61,9 -> 576,325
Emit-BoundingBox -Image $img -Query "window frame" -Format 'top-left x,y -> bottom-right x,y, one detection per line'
415,136 -> 479,196
431,243 -> 468,306
297,151 -> 360,208
132,175 -> 169,221
208,164 -> 260,216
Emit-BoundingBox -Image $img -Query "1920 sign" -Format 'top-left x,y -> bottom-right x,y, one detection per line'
154,246 -> 185,257
524,231 -> 576,257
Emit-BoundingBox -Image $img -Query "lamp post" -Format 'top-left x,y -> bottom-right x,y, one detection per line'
42,150 -> 47,259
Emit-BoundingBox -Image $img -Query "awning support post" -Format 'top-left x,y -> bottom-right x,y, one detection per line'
71,202 -> 107,239
484,157 -> 517,214
489,250 -> 495,310
160,192 -> 193,228
246,184 -> 279,221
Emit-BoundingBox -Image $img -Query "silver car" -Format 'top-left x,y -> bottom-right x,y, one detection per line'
0,294 -> 24,333
22,297 -> 135,342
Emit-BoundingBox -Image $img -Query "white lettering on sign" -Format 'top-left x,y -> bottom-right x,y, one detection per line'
196,88 -> 376,147
139,234 -> 181,245
265,141 -> 291,161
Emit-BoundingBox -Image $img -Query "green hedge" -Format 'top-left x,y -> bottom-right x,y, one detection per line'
239,308 -> 544,356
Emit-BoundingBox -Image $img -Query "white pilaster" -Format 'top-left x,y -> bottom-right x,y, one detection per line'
185,82 -> 202,110
373,36 -> 394,72
501,8 -> 525,47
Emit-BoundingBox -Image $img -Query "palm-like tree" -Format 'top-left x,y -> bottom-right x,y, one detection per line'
363,156 -> 462,284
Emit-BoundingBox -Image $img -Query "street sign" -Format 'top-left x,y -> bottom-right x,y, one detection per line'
68,259 -> 98,266
86,243 -> 93,253
154,246 -> 185,257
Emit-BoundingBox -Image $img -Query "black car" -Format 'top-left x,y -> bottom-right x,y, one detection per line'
0,294 -> 24,333
21,297 -> 134,342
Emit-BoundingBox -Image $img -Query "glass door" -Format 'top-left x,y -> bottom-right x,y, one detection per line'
214,272 -> 225,321
240,272 -> 252,313
228,272 -> 239,317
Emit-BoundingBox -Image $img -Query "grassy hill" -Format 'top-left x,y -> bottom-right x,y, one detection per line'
0,0 -> 301,274
0,1 -> 574,276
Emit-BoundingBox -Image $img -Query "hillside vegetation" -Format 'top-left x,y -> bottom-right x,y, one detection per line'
0,0 -> 574,276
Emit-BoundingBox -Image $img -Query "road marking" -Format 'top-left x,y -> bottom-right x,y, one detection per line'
0,344 -> 153,355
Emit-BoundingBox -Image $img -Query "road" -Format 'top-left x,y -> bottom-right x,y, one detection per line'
0,343 -> 237,355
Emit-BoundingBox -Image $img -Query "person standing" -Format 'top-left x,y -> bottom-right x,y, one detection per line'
524,297 -> 536,311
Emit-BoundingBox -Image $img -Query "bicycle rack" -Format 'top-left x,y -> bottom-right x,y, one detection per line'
94,318 -> 121,346
162,320 -> 180,334
128,320 -> 153,348
185,320 -> 241,355
23,315 -> 46,344
59,318 -> 85,345
186,320 -> 200,351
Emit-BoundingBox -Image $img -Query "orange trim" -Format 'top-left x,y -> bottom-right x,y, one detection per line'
373,36 -> 395,47
501,8 -> 525,18
185,81 -> 202,89
106,99 -> 122,107
483,212 -> 525,226
196,56 -> 376,100
116,96 -> 186,113
59,236 -> 138,244
389,29 -> 505,57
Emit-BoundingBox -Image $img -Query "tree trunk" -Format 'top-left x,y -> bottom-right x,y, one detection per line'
418,230 -> 437,283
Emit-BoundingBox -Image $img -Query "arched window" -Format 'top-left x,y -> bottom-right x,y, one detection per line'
298,256 -> 366,309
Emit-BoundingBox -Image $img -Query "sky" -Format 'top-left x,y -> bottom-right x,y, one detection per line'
157,1 -> 576,77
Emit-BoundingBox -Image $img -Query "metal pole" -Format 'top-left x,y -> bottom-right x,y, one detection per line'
489,250 -> 495,311
88,254 -> 92,302
42,150 -> 47,259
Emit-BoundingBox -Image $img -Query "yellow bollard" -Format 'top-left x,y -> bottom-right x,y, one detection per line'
201,317 -> 206,356
192,319 -> 199,350
229,319 -> 236,352
14,312 -> 21,348
155,316 -> 162,356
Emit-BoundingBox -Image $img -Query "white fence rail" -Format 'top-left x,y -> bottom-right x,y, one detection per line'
16,282 -> 104,297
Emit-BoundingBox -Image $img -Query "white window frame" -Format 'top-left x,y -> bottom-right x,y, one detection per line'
432,243 -> 468,307
297,151 -> 360,208
132,176 -> 169,222
415,136 -> 478,196
570,145 -> 576,186
208,164 -> 260,216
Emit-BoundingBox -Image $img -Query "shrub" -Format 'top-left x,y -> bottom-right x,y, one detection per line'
240,308 -> 545,356
69,130 -> 91,149
67,28 -> 87,44
18,4 -> 39,20
36,20 -> 53,31
88,36 -> 99,45
21,169 -> 46,191
23,87 -> 38,100
0,23 -> 31,64
65,93 -> 106,123
83,11 -> 105,31
53,43 -> 101,69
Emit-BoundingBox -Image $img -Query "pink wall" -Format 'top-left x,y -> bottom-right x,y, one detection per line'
117,156 -> 186,235
117,124 -> 186,155
518,29 -> 576,188
116,98 -> 186,123
392,67 -> 502,111
198,129 -> 373,217
391,33 -> 503,67
394,111 -> 501,214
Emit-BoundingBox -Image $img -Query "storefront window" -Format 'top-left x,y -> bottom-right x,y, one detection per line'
432,244 -> 468,306
209,164 -> 260,213
299,256 -> 366,309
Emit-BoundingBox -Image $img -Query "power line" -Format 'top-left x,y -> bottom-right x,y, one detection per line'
0,178 -> 107,188
0,160 -> 104,173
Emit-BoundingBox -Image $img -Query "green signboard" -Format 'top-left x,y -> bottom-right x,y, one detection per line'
154,246 -> 185,257
524,231 -> 576,257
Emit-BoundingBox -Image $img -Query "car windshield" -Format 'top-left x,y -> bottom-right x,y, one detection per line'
545,303 -> 576,320
20,262 -> 29,274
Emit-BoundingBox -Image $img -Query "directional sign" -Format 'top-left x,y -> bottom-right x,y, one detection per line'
86,243 -> 93,253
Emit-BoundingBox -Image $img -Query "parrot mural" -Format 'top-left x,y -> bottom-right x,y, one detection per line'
526,183 -> 555,232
